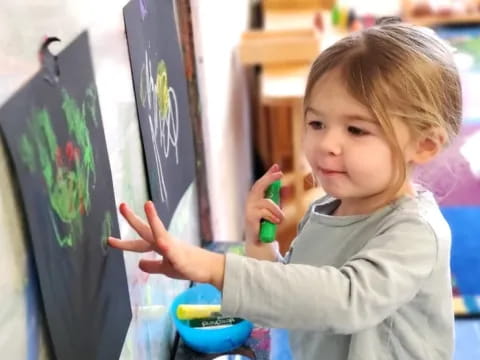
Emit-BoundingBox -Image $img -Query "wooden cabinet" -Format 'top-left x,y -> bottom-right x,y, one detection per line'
239,2 -> 338,253
257,64 -> 324,254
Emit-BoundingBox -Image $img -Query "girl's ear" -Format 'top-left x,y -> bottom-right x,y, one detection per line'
412,128 -> 446,165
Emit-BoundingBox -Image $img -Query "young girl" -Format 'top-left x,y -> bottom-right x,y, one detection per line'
109,19 -> 461,359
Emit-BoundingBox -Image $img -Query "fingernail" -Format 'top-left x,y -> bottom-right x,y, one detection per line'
145,201 -> 155,213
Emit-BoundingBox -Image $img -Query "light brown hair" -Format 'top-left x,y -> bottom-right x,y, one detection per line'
304,19 -> 462,195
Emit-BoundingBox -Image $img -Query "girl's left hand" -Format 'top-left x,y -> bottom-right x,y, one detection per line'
108,201 -> 225,289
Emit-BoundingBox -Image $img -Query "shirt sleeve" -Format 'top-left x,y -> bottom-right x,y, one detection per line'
221,214 -> 438,334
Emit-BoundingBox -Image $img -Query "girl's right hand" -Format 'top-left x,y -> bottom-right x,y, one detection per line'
245,164 -> 285,245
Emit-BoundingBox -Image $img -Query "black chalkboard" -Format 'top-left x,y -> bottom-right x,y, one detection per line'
0,32 -> 131,360
124,0 -> 196,228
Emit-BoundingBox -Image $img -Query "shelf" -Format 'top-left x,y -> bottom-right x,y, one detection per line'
251,5 -> 342,253
281,161 -> 312,188
281,172 -> 296,187
259,30 -> 347,105
239,28 -> 321,66
278,186 -> 325,231
302,186 -> 325,211
261,64 -> 310,105
278,201 -> 298,233
404,13 -> 480,27
264,9 -> 318,30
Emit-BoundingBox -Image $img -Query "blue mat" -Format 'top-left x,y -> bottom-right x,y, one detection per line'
441,206 -> 480,316
434,26 -> 480,317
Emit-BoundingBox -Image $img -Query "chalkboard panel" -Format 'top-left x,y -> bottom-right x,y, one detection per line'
0,32 -> 131,360
124,0 -> 196,228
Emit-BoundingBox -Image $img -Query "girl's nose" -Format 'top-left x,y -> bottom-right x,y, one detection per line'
318,129 -> 342,156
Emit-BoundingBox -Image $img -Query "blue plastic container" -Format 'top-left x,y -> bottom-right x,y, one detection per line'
171,284 -> 253,353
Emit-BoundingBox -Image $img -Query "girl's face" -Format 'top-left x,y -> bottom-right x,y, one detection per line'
303,68 -> 416,213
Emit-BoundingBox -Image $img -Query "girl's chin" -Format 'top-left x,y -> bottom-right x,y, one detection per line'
319,186 -> 348,199
319,181 -> 365,200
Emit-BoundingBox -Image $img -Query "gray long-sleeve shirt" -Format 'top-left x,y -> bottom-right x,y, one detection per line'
221,189 -> 454,359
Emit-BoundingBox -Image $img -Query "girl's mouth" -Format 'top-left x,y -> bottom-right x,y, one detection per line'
319,167 -> 346,176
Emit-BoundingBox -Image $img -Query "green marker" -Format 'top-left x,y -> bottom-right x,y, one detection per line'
259,179 -> 281,243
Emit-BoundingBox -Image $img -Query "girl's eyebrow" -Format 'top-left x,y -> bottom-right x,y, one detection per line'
305,106 -> 376,123
304,106 -> 323,116
342,114 -> 377,123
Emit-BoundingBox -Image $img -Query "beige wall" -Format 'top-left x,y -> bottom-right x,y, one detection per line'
191,0 -> 253,242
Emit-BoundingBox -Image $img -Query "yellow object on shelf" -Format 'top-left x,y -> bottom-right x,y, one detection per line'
176,304 -> 222,320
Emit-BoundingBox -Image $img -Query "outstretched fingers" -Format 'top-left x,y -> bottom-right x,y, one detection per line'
144,201 -> 170,254
139,259 -> 167,274
108,237 -> 152,253
119,203 -> 154,244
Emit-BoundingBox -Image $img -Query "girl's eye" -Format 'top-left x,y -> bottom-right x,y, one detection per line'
308,121 -> 324,130
348,126 -> 369,136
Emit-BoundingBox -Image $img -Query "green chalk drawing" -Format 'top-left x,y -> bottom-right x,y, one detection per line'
19,86 -> 100,248
49,208 -> 73,248
85,86 -> 99,127
101,211 -> 112,253
19,135 -> 36,172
